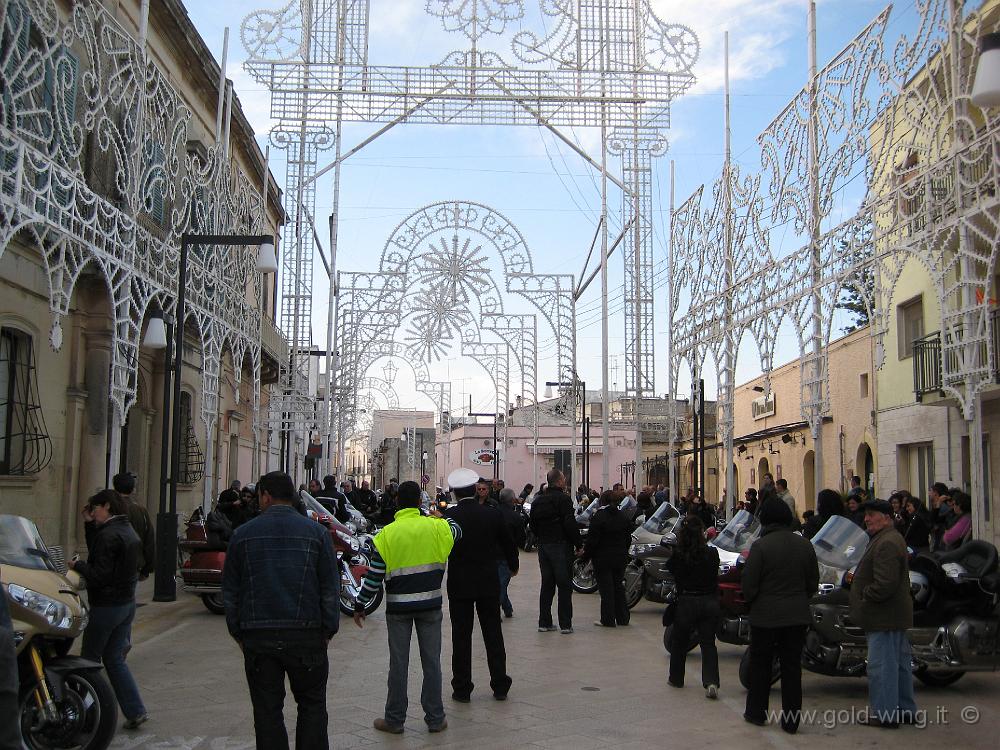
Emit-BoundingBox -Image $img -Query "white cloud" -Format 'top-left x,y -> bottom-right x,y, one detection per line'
651,0 -> 806,94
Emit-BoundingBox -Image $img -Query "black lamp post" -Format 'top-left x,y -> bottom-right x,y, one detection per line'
146,232 -> 277,602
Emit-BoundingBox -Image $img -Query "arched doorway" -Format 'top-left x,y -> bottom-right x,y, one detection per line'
856,442 -> 874,493
757,457 -> 770,488
803,450 -> 816,510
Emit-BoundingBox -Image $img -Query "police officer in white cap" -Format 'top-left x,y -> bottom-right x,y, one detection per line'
443,468 -> 518,702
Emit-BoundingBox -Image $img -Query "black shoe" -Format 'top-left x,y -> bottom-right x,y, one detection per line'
861,718 -> 899,729
451,693 -> 471,703
493,692 -> 508,701
780,722 -> 799,735
503,609 -> 513,618
743,714 -> 767,727
667,680 -> 683,689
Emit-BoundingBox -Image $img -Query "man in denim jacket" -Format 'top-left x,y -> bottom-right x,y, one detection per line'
222,471 -> 340,749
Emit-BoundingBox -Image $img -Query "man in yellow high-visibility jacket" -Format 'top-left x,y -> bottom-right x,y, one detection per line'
354,479 -> 462,735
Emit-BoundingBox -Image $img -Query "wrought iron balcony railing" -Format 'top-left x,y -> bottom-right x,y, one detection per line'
913,308 -> 1000,401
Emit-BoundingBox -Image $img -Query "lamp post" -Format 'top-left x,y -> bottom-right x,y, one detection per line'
545,374 -> 585,489
147,232 -> 276,602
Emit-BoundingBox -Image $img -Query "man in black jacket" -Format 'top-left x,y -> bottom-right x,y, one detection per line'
529,468 -> 582,633
71,490 -> 148,730
112,472 -> 155,579
444,469 -> 518,701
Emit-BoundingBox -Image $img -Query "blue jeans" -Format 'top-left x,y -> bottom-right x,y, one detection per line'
81,603 -> 146,720
866,630 -> 917,723
497,561 -> 513,616
385,609 -> 444,728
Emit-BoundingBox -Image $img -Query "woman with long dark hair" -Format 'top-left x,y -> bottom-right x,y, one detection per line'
901,495 -> 931,552
664,515 -> 721,698
741,499 -> 819,734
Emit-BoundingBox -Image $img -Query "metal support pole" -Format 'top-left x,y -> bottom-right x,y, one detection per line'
692,374 -> 699,498
699,378 -> 706,502
807,0 -> 825,491
153,322 -> 175,602
722,31 -> 735,519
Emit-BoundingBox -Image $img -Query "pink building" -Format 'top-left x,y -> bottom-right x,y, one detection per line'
435,422 -> 639,493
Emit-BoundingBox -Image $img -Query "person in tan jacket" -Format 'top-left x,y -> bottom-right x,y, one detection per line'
849,499 -> 917,729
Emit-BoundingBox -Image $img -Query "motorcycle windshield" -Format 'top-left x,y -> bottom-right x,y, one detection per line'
712,509 -> 761,553
576,498 -> 600,524
642,502 -> 680,535
0,514 -> 55,571
811,516 -> 869,570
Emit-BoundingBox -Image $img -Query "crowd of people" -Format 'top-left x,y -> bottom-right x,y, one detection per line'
22,462 -> 980,749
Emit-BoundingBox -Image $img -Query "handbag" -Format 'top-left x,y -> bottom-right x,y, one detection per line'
661,587 -> 679,627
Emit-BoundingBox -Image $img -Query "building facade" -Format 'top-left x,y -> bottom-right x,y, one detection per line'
0,0 -> 285,551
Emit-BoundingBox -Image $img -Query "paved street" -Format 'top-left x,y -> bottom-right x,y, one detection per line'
113,558 -> 998,750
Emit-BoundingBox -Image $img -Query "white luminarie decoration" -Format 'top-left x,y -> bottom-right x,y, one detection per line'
240,0 -> 700,486
669,0 -> 1000,540
0,0 -> 272,485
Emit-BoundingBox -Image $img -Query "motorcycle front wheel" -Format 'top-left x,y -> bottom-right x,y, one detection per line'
341,583 -> 383,616
662,624 -> 698,654
20,668 -> 118,750
571,559 -> 598,593
738,647 -> 781,689
202,592 -> 226,615
624,562 -> 643,609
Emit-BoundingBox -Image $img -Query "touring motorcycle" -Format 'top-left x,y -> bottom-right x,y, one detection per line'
2,514 -> 118,749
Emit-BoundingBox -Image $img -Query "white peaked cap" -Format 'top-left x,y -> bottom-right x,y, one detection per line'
447,467 -> 480,491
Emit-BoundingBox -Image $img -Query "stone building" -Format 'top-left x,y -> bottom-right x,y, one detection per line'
0,0 -> 285,551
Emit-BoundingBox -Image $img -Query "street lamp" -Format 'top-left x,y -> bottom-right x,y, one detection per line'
142,302 -> 168,349
152,232 -> 276,603
972,32 -> 1000,108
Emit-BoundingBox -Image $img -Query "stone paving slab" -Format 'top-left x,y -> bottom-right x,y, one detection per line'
108,557 -> 999,749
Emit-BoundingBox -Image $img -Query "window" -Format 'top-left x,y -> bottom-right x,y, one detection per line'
859,372 -> 869,398
0,327 -> 52,474
177,391 -> 204,484
902,442 -> 934,502
897,296 -> 924,359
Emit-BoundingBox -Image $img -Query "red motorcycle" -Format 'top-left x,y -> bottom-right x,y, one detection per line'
178,508 -> 227,614
179,495 -> 383,616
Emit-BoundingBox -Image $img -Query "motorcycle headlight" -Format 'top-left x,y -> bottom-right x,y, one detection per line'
335,529 -> 361,552
629,543 -> 658,556
6,583 -> 73,630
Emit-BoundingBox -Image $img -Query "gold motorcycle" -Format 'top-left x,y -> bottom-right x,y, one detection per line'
1,514 -> 117,749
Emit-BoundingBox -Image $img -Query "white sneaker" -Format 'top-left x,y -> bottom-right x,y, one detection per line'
705,684 -> 719,700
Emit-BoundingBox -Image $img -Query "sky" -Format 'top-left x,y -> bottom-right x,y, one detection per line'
184,0 -> 923,417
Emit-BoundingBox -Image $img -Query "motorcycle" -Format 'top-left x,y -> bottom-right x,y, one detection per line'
180,493 -> 384,617
299,493 -> 384,616
707,509 -> 761,650
571,498 -> 601,593
178,507 -> 227,614
623,502 -> 683,613
738,515 -> 1000,688
1,514 -> 118,749
519,499 -> 536,552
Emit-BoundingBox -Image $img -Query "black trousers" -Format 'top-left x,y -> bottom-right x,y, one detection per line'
669,594 -> 720,688
448,596 -> 511,698
594,560 -> 629,626
745,624 -> 807,730
537,543 -> 573,629
242,629 -> 329,750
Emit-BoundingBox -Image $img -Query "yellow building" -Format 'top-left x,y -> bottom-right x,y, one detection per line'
871,1 -> 1000,539
729,328 -> 877,513
0,0 -> 285,551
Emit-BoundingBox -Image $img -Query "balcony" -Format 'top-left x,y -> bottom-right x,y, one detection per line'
260,316 -> 288,385
912,309 -> 1000,401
